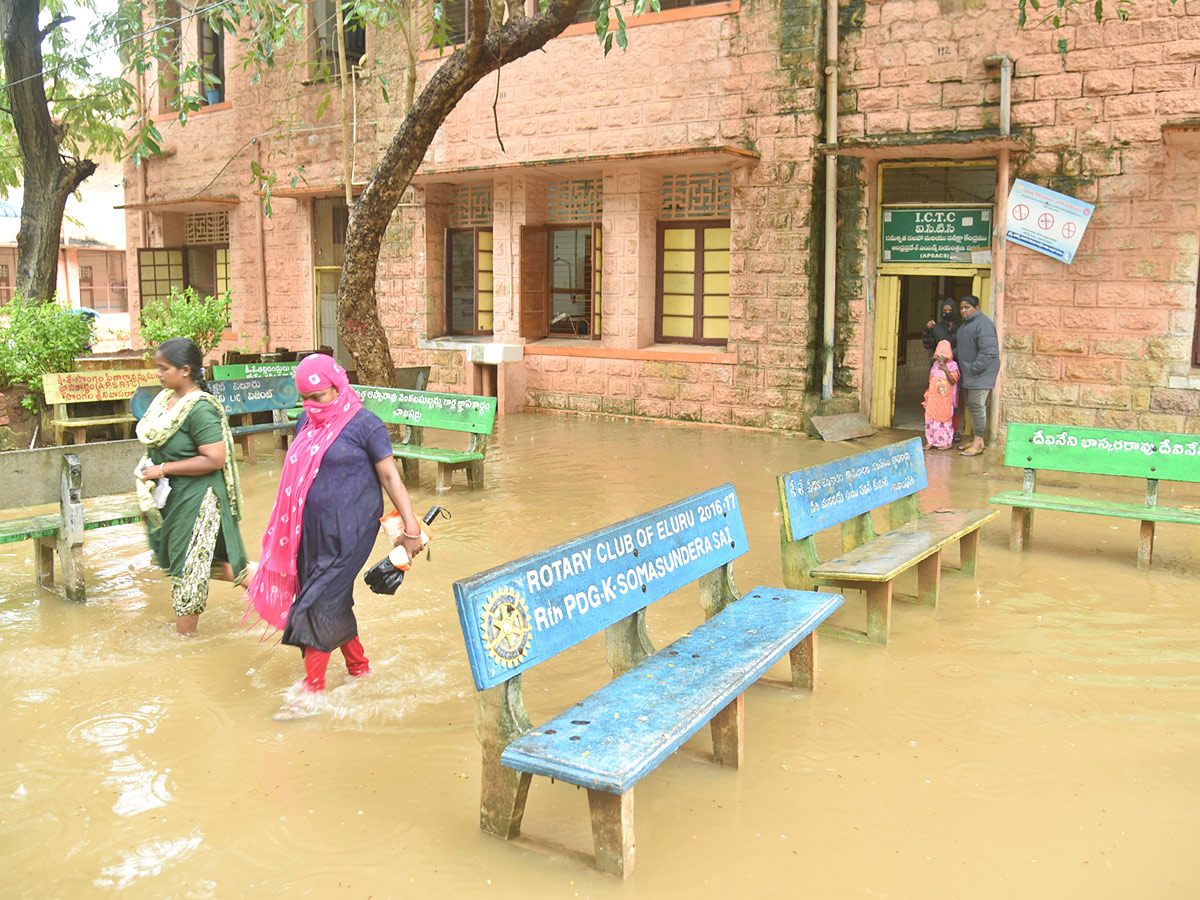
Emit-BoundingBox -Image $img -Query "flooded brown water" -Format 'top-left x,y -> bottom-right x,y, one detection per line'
2,413 -> 1199,899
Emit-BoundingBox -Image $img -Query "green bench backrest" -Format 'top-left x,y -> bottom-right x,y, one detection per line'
453,484 -> 748,690
1003,423 -> 1200,483
777,438 -> 927,541
208,376 -> 300,414
211,361 -> 300,380
356,385 -> 496,434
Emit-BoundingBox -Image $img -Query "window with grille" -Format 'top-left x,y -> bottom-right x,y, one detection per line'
449,184 -> 493,227
199,18 -> 225,104
185,212 -> 229,245
312,0 -> 366,80
137,246 -> 229,307
79,251 -> 129,314
445,228 -> 493,336
547,179 -> 602,224
0,255 -> 12,306
660,172 -> 731,220
656,221 -> 730,344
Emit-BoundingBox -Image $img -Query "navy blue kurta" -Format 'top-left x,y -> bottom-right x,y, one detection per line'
281,407 -> 394,653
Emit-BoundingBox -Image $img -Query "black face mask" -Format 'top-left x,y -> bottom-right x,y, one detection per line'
941,309 -> 955,322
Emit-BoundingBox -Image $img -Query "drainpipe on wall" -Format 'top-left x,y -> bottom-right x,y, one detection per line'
254,138 -> 270,345
821,0 -> 838,402
984,54 -> 1012,445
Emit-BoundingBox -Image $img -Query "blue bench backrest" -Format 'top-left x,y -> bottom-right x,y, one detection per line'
454,484 -> 748,691
130,375 -> 298,419
778,438 -> 927,541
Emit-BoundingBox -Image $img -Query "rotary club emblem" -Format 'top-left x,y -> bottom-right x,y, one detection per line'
479,586 -> 532,669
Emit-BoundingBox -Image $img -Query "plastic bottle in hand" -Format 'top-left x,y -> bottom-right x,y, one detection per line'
363,506 -> 450,595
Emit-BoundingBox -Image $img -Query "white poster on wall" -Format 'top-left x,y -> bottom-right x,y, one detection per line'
1004,178 -> 1094,265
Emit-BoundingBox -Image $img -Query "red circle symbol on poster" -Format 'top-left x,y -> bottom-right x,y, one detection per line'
1012,203 -> 1030,221
1038,212 -> 1054,230
1061,221 -> 1077,238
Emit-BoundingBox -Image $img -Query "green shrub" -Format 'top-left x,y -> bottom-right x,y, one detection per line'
0,298 -> 96,396
139,287 -> 232,356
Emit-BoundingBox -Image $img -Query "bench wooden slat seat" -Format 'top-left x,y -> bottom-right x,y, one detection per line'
0,501 -> 141,545
779,438 -> 999,646
357,385 -> 497,492
455,484 -> 842,877
43,369 -> 160,445
988,423 -> 1200,568
501,588 -> 842,795
989,490 -> 1200,525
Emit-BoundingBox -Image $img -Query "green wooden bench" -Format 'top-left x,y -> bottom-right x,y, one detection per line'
0,442 -> 143,601
778,438 -> 1000,645
356,385 -> 497,492
989,423 -> 1200,568
454,484 -> 842,876
42,369 -> 161,446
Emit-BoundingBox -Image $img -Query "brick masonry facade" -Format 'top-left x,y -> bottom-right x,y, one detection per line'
125,0 -> 1200,437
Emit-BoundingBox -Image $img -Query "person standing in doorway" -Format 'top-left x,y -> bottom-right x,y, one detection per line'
955,295 -> 1000,457
922,300 -> 959,363
923,339 -> 959,451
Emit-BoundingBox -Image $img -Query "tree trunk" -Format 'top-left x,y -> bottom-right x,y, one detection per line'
338,0 -> 587,385
0,0 -> 97,304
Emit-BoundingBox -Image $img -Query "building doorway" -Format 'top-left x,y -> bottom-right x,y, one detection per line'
871,268 -> 990,430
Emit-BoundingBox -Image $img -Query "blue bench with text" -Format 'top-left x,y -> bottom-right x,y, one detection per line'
453,484 -> 843,877
132,375 -> 300,464
778,438 -> 999,646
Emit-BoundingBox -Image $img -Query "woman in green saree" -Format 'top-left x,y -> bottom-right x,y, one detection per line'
135,338 -> 251,635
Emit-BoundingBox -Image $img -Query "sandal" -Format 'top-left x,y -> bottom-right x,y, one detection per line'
959,446 -> 984,457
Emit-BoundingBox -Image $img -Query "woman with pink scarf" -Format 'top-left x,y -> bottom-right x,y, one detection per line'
246,354 -> 424,719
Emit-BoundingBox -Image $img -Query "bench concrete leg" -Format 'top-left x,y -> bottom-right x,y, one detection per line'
478,748 -> 532,840
436,463 -> 453,493
789,631 -> 817,690
58,538 -> 85,603
398,457 -> 419,485
1138,520 -> 1155,569
916,550 -> 941,607
587,788 -> 635,878
34,537 -> 55,589
1010,507 -> 1032,553
865,581 -> 892,645
710,693 -> 744,767
960,528 -> 982,575
467,460 -> 485,491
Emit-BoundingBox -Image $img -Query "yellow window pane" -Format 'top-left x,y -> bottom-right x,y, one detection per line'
663,251 -> 695,271
702,317 -> 729,339
703,295 -> 730,316
168,250 -> 182,264
478,272 -> 493,291
217,248 -> 228,264
663,272 -> 695,294
703,272 -> 729,294
155,266 -> 170,280
477,231 -> 493,251
704,251 -> 730,272
477,252 -> 493,273
154,250 -> 168,264
663,229 -> 695,250
663,294 -> 694,316
477,291 -> 493,312
477,312 -> 494,330
662,316 -> 693,338
704,228 -> 730,250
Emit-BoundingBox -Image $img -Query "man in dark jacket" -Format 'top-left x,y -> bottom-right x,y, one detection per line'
956,295 -> 999,456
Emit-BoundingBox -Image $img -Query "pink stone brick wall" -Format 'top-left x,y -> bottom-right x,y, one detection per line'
845,0 -> 1200,435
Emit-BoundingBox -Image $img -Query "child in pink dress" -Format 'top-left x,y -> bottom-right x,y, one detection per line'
923,339 -> 960,450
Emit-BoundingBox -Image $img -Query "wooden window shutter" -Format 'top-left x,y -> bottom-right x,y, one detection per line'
520,225 -> 548,340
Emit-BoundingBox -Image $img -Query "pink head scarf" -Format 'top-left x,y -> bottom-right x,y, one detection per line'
245,355 -> 364,630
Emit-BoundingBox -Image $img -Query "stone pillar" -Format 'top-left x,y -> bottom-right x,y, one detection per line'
602,169 -> 659,349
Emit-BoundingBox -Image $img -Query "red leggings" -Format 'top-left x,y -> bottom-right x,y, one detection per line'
302,637 -> 370,692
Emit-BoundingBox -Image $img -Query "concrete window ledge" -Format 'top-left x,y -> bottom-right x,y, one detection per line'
524,343 -> 737,366
419,338 -> 523,364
